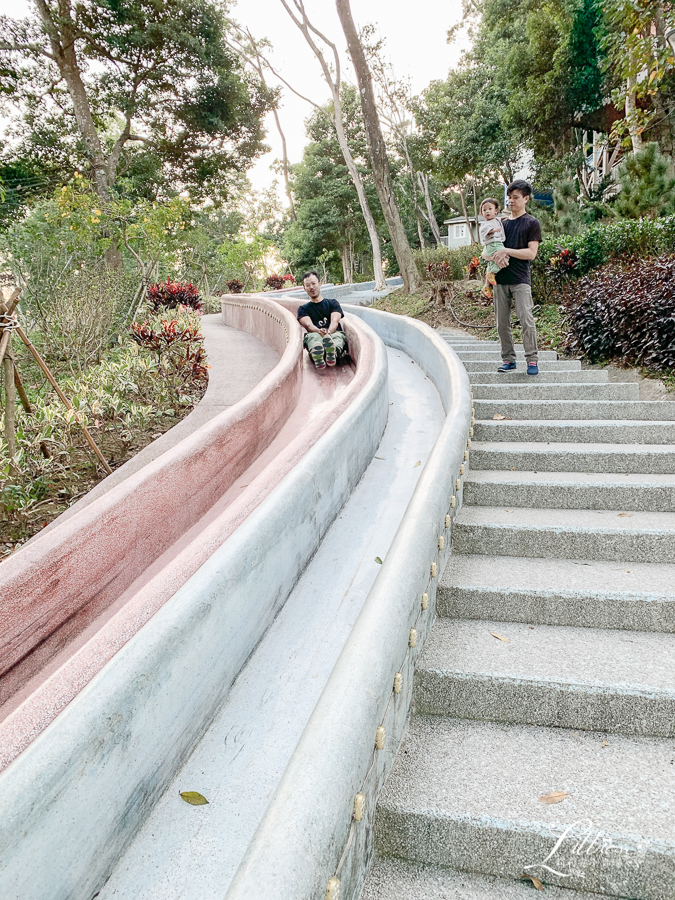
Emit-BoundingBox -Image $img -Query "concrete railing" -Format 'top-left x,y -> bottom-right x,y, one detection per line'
0,310 -> 388,900
225,307 -> 472,900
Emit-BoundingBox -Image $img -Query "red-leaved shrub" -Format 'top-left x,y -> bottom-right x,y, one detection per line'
265,273 -> 285,291
147,280 -> 202,312
130,319 -> 208,385
226,279 -> 244,294
563,255 -> 675,370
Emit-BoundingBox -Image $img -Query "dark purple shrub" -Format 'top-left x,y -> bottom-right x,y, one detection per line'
563,255 -> 675,370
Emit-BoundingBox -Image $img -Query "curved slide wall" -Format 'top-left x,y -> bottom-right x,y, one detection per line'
226,307 -> 472,900
0,304 -> 387,900
0,299 -> 301,736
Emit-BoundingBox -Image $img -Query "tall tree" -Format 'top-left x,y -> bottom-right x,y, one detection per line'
0,0 -> 272,208
283,98 -> 380,283
278,0 -> 387,289
335,0 -> 421,292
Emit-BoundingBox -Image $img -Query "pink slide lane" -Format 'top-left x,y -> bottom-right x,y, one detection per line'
0,296 -> 376,771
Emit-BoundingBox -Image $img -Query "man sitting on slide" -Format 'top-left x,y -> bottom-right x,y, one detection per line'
297,270 -> 348,370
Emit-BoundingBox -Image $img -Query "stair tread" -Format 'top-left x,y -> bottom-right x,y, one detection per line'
378,717 -> 675,846
418,619 -> 675,693
472,440 -> 675,453
443,554 -> 675,598
456,505 -> 675,531
469,372 -> 609,383
466,470 -> 675,486
475,400 -> 675,420
361,859 -> 598,900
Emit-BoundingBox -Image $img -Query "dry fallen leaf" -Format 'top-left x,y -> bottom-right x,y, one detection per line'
375,456 -> 385,460
490,631 -> 510,643
414,461 -> 421,467
180,791 -> 209,805
617,513 -> 632,518
539,790 -> 569,805
519,873 -> 544,891
601,740 -> 609,748
375,556 -> 383,564
493,413 -> 512,420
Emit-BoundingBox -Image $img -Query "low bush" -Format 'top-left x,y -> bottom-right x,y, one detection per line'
533,216 -> 675,303
413,245 -> 477,282
225,278 -> 244,294
562,255 -> 675,371
147,280 -> 202,312
264,273 -> 285,291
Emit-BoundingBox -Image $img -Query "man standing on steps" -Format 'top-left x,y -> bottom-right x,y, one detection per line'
297,270 -> 348,371
484,180 -> 541,376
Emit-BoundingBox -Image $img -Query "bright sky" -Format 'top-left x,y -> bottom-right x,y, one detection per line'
0,0 -> 468,202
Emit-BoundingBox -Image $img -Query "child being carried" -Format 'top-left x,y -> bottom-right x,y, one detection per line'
478,197 -> 506,299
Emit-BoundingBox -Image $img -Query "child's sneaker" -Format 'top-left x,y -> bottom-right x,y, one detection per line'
323,335 -> 337,366
487,271 -> 497,286
481,284 -> 493,300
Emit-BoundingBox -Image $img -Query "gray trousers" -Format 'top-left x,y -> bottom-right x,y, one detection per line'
493,283 -> 538,364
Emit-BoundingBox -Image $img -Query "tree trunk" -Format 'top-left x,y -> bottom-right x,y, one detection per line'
336,0 -> 421,293
278,0 -> 387,291
340,244 -> 350,283
625,65 -> 643,154
459,188 -> 478,245
418,171 -> 442,244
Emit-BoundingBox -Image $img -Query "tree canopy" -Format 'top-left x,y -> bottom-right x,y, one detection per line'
0,0 -> 273,208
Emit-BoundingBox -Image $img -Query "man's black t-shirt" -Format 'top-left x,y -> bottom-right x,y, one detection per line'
495,213 -> 542,286
297,297 -> 344,331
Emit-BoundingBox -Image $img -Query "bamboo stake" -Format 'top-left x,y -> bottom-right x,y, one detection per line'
13,366 -> 32,413
15,325 -> 113,475
3,353 -> 17,470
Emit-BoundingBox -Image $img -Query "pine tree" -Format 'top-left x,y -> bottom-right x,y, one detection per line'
613,143 -> 675,220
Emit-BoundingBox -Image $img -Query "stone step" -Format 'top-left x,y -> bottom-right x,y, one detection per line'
463,470 -> 675,511
361,858 -> 599,900
453,506 -> 675,562
469,371 -> 608,384
374,717 -> 675,899
438,555 -> 675,633
470,441 -> 675,474
473,418 -> 675,444
464,360 -> 581,372
413,619 -> 675,736
456,349 -> 559,360
471,382 -> 639,401
475,399 -> 675,421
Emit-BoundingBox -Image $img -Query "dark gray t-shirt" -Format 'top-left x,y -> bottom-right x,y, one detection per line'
495,214 -> 542,286
297,297 -> 344,331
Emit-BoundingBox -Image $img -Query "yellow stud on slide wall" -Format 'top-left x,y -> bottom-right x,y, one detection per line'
451,496 -> 456,508
325,877 -> 340,900
421,592 -> 429,610
375,726 -> 386,750
394,672 -> 403,693
438,536 -> 444,550
445,513 -> 451,526
430,562 -> 437,578
353,793 -> 366,821
409,628 -> 418,647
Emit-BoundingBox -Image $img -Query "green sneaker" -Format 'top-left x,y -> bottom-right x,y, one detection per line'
323,334 -> 337,367
309,344 -> 326,369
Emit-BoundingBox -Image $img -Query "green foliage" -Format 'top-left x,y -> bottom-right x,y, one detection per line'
0,0 -> 273,202
413,245 -> 477,281
612,144 -> 675,220
532,215 -> 675,301
282,87 -> 383,283
602,0 -> 675,149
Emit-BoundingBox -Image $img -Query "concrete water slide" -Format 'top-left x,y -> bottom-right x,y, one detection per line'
0,295 -> 470,900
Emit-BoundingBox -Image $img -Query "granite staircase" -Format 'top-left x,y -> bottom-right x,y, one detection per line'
361,333 -> 675,900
